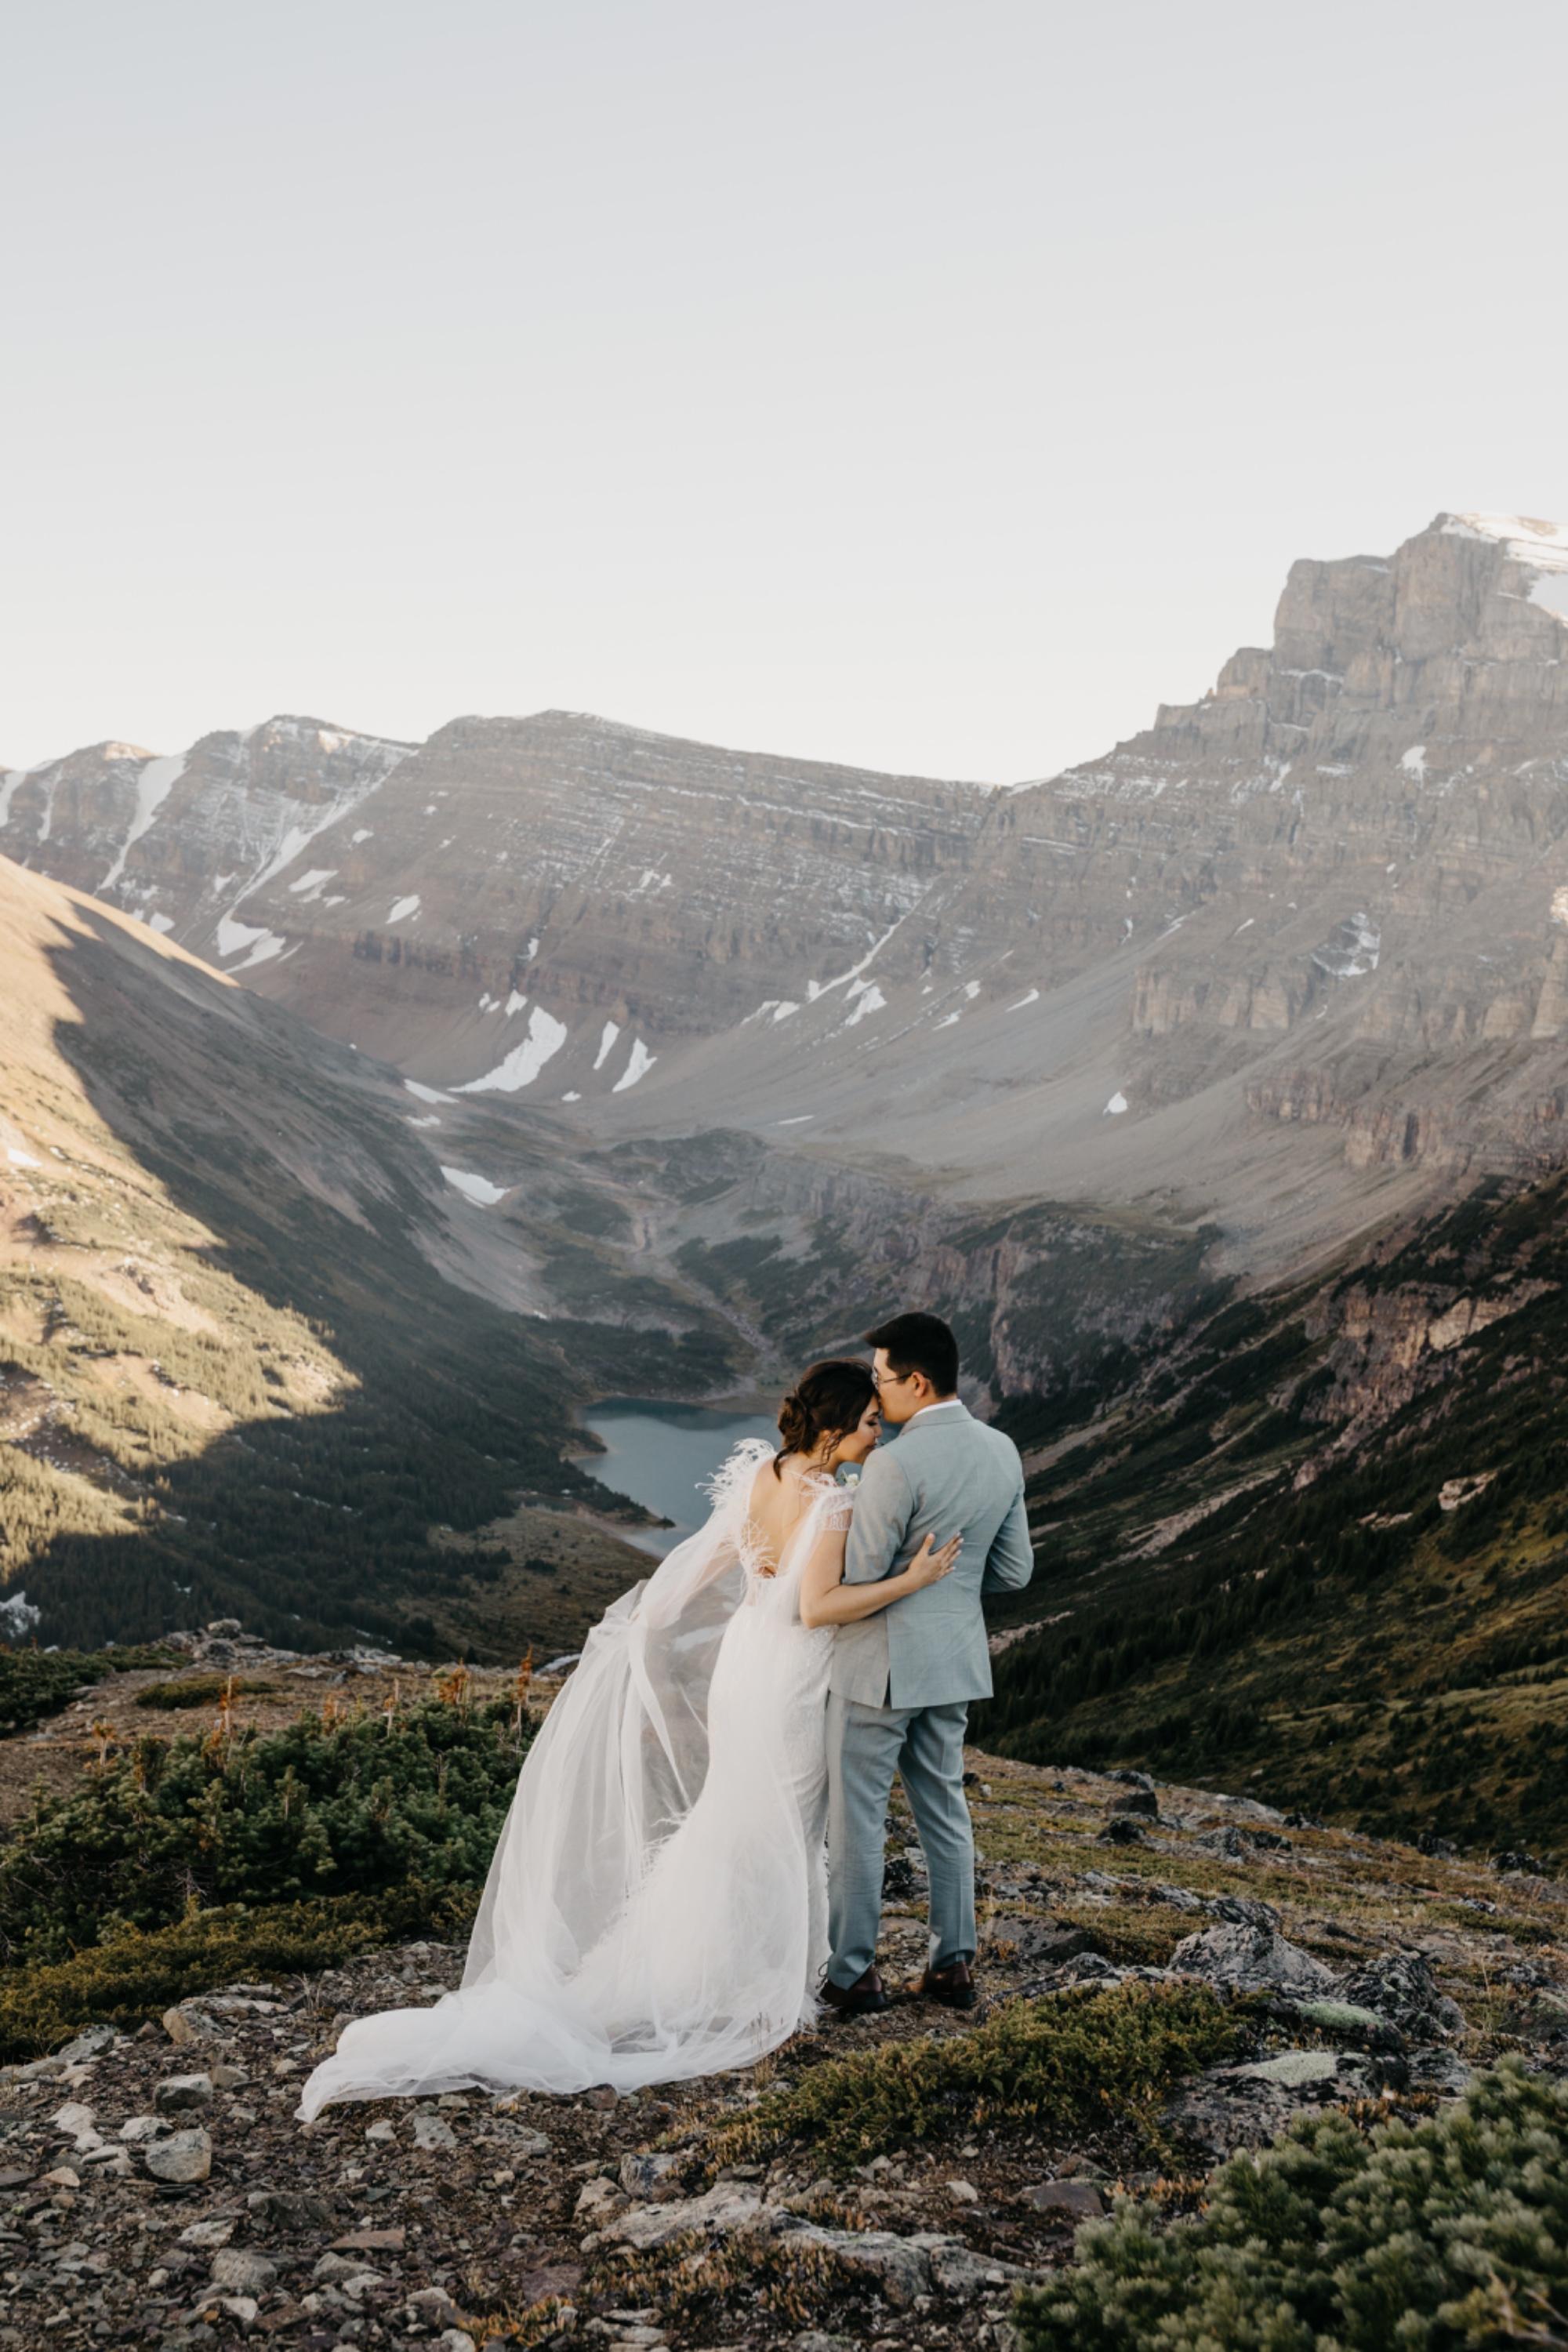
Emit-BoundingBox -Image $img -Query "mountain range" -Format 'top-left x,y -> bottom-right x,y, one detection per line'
4,509 -> 1568,1856
8,511 -> 1568,1281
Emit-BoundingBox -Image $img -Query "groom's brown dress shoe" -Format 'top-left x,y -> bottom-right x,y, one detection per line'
913,1959 -> 977,2011
820,1965 -> 891,2019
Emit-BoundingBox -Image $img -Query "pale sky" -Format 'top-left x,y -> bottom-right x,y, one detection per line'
5,0 -> 1565,782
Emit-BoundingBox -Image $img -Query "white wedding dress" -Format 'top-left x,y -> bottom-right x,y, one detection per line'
296,1441 -> 846,2118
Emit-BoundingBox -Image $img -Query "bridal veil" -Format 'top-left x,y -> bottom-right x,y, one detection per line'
297,1439 -> 837,2115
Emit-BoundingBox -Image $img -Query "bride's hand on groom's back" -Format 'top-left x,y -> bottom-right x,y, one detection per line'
905,1533 -> 962,1590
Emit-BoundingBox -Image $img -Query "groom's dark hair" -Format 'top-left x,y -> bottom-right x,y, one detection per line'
863,1311 -> 959,1398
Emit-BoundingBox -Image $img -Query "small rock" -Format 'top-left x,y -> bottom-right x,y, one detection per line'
248,2187 -> 337,2232
143,2127 -> 212,2183
179,2219 -> 236,2249
1169,1921 -> 1335,1998
1409,2047 -> 1474,2097
1109,1789 -> 1159,1819
38,2165 -> 79,2189
946,2177 -> 979,2203
410,2109 -> 457,2151
332,2226 -> 405,2252
585,2084 -> 620,2110
155,2073 -> 216,2112
1232,2048 -> 1342,2089
1018,2179 -> 1107,2220
607,2182 -> 764,2252
119,2114 -> 170,2143
162,2008 -> 205,2049
405,2285 -> 461,2322
55,2027 -> 120,2063
1195,1824 -> 1250,1859
1334,1951 -> 1465,2039
48,2101 -> 99,2147
1291,1997 -> 1404,2052
1490,1849 -> 1547,1878
210,2248 -> 278,2295
1207,1896 -> 1279,1929
619,2151 -> 681,2199
517,2261 -> 583,2303
365,2118 -> 396,2142
314,2250 -> 377,2283
575,2176 -> 630,2223
1100,1816 -> 1145,1846
992,1918 -> 1096,1965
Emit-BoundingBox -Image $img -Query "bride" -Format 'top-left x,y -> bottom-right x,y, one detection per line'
297,1359 -> 960,2117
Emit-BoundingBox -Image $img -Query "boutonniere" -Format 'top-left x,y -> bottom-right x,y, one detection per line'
838,1467 -> 861,1490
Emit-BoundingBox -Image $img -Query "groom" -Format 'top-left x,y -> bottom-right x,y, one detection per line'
823,1311 -> 1033,2016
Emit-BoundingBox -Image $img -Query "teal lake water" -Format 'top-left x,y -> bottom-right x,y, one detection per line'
581,1398 -> 781,1553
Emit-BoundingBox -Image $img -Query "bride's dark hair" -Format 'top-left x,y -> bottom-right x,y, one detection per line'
774,1358 -> 877,1477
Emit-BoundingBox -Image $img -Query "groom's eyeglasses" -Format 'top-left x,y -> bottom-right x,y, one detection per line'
872,1368 -> 911,1390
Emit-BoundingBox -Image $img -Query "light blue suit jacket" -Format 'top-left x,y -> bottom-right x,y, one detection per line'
828,1399 -> 1033,1711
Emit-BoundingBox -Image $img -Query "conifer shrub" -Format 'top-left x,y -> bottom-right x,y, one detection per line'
0,1683 -> 531,1965
1014,2059 -> 1568,2352
0,1884 -> 479,2060
703,1982 -> 1238,2175
133,1672 -> 278,1708
0,1644 -> 179,1738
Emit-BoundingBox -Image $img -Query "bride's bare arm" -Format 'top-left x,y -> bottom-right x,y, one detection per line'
799,1526 -> 962,1628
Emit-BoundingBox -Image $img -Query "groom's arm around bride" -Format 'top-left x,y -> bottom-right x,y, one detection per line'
823,1311 -> 1034,2015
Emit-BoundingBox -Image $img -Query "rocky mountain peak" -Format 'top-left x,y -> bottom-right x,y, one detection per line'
1136,508 -> 1568,774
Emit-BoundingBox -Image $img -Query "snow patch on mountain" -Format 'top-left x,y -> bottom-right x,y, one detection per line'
0,767 -> 40,830
612,1038 -> 656,1092
0,1589 -> 42,1636
100,753 -> 187,893
456,1007 -> 568,1094
593,1022 -> 621,1072
215,916 -> 288,972
388,895 -> 420,924
1312,913 -> 1382,980
441,1167 -> 508,1206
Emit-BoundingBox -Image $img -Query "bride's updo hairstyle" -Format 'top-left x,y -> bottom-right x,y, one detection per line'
773,1358 -> 877,1477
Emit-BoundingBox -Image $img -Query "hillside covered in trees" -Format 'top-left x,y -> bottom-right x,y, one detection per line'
975,1169 -> 1568,1867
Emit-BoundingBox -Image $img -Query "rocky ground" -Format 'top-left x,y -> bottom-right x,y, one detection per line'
2,1644 -> 1566,2352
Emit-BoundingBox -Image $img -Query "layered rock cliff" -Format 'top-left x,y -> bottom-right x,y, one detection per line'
5,513 -> 1568,1272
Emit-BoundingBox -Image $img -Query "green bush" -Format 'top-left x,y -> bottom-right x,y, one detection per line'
0,1690 -> 531,1965
133,1674 -> 278,1709
1014,2058 -> 1568,2352
0,1884 -> 480,2061
705,1982 -> 1238,2176
0,1644 -> 179,1739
